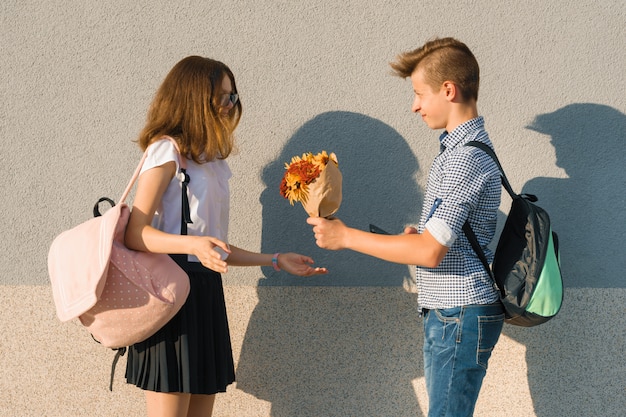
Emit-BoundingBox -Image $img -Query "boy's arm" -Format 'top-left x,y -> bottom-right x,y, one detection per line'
307,217 -> 448,268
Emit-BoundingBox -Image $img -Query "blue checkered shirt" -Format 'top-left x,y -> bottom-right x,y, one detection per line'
416,116 -> 501,310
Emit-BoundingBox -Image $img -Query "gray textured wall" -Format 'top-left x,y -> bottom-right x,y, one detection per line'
1,1 -> 624,416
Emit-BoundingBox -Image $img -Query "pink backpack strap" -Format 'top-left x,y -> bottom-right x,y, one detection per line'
117,136 -> 187,204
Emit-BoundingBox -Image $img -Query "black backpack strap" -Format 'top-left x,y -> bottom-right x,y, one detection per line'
93,197 -> 116,217
465,141 -> 518,200
90,334 -> 127,392
465,141 -> 539,202
462,141 -> 503,282
462,221 -> 496,283
463,141 -> 517,288
109,347 -> 126,391
180,168 -> 192,235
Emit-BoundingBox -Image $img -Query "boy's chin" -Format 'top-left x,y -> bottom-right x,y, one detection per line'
424,121 -> 444,130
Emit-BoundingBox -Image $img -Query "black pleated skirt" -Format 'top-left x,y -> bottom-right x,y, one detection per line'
125,260 -> 235,394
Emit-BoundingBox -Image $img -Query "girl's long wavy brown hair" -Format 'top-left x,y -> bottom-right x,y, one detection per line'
138,56 -> 242,162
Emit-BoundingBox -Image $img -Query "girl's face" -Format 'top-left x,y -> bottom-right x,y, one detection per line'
216,75 -> 238,117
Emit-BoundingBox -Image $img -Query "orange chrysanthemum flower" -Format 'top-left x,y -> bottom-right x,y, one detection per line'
279,151 -> 338,205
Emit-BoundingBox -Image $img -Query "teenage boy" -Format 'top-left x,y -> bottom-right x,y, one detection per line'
307,37 -> 504,417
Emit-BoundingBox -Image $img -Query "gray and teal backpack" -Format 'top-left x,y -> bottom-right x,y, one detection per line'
463,141 -> 564,327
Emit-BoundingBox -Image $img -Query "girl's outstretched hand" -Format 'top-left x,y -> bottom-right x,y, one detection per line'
276,252 -> 328,276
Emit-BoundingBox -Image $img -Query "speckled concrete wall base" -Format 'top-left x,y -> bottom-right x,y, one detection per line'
2,286 -> 623,417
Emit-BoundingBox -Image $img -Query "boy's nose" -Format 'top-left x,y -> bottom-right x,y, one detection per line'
412,98 -> 421,113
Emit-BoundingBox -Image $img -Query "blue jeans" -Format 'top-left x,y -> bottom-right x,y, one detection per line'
423,303 -> 505,417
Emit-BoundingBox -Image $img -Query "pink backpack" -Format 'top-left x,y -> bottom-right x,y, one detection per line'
48,138 -> 190,351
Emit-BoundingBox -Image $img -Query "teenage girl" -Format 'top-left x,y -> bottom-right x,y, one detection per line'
124,56 -> 327,417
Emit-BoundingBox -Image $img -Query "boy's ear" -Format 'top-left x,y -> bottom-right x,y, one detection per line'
442,81 -> 457,101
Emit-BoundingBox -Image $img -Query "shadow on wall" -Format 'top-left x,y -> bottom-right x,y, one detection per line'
258,110 -> 423,287
236,112 -> 426,416
503,103 -> 626,417
523,103 -> 625,289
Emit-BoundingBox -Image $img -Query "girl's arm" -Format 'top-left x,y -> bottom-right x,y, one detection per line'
226,245 -> 328,276
124,161 -> 231,273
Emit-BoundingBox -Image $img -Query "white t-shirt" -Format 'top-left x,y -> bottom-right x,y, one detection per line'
139,138 -> 232,261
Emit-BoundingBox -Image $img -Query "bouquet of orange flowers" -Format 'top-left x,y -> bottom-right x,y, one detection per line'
279,151 -> 342,218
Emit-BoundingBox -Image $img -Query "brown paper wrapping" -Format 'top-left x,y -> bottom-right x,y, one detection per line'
301,161 -> 342,218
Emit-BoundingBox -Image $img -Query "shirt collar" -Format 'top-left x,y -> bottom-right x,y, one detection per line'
439,116 -> 484,151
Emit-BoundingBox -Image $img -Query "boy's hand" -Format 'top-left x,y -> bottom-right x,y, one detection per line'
404,226 -> 418,235
307,216 -> 348,250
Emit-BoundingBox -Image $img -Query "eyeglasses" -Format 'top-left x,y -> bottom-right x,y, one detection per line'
219,93 -> 239,107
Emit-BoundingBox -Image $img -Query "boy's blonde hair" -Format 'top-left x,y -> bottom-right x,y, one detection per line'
390,37 -> 480,101
138,56 -> 242,162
